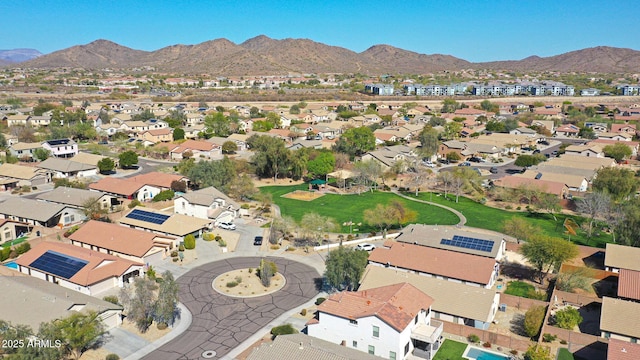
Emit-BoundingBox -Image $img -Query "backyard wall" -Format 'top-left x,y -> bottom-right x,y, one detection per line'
500,293 -> 549,311
442,321 -> 533,353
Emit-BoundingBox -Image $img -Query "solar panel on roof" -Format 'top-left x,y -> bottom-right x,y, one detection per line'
126,209 -> 170,224
29,250 -> 88,279
440,235 -> 494,253
46,139 -> 70,146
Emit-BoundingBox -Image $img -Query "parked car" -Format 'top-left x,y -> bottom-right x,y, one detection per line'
356,243 -> 376,251
468,156 -> 482,163
218,222 -> 236,230
538,140 -> 550,145
458,161 -> 471,167
253,236 -> 263,246
551,150 -> 559,156
490,167 -> 499,174
422,160 -> 436,168
533,149 -> 541,154
438,158 -> 450,165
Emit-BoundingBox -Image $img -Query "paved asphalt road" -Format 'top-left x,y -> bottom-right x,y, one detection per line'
144,257 -> 321,360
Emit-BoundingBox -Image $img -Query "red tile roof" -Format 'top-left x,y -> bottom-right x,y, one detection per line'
89,177 -> 144,196
170,139 -> 217,153
129,172 -> 186,189
608,339 -> 640,360
368,242 -> 497,285
69,220 -> 164,257
493,176 -> 567,196
318,283 -> 433,331
618,269 -> 640,301
611,124 -> 636,133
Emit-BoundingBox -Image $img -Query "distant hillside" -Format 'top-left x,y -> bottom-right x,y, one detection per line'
13,37 -> 640,74
475,46 -> 640,73
0,48 -> 42,63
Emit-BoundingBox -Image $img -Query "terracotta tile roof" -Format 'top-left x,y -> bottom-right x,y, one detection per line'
368,242 -> 496,285
600,297 -> 640,339
607,339 -> 640,360
618,269 -> 640,301
89,177 -> 144,196
129,171 -> 186,189
143,128 -> 172,136
170,139 -> 217,153
611,124 -> 636,133
494,175 -> 567,197
454,108 -> 485,116
16,241 -> 142,286
69,220 -> 166,258
318,283 -> 433,331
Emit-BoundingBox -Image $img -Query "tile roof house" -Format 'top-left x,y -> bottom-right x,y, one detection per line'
174,186 -> 240,223
0,163 -> 52,188
36,157 -> 98,178
169,139 -> 221,160
563,144 -> 604,158
516,170 -> 589,192
247,333 -> 384,360
118,206 -> 212,239
36,186 -> 115,211
607,339 -> 640,360
69,220 -> 176,265
554,124 -> 580,137
71,152 -> 118,168
42,138 -> 78,158
360,265 -> 500,330
0,219 -> 33,245
361,145 -> 418,171
600,297 -> 640,343
307,283 -> 443,360
0,197 -> 84,228
128,171 -> 189,191
493,175 -> 569,199
0,275 -> 123,330
138,128 -> 173,144
605,244 -> 640,273
8,142 -> 41,160
367,241 -> 500,288
89,177 -> 159,201
15,241 -> 143,296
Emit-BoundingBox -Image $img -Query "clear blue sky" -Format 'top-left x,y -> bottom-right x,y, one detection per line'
3,0 -> 639,62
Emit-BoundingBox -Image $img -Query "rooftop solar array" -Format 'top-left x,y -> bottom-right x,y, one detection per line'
126,209 -> 170,225
29,250 -> 88,279
441,235 -> 494,253
46,139 -> 71,146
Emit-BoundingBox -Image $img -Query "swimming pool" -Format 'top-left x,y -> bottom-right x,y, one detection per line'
464,346 -> 510,360
4,261 -> 18,270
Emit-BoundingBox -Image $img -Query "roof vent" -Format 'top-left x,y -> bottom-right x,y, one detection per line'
299,342 -> 304,350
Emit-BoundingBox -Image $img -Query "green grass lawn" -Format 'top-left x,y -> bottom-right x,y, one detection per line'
504,281 -> 536,297
409,192 -> 612,248
1,236 -> 27,248
260,185 -> 460,233
557,348 -> 575,360
432,339 -> 468,360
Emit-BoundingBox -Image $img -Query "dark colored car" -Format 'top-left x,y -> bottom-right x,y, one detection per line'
253,236 -> 263,246
468,156 -> 482,163
490,167 -> 499,174
533,149 -> 541,154
438,158 -> 450,164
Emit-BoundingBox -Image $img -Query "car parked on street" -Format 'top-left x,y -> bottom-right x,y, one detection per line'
458,161 -> 471,167
253,236 -> 263,246
490,166 -> 499,174
355,243 -> 376,251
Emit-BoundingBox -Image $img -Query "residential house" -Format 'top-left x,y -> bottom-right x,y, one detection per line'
515,170 -> 589,192
36,157 -> 98,178
607,339 -> 640,360
185,113 -> 204,125
128,172 -> 189,192
183,124 -> 206,139
29,115 -> 52,127
36,187 -> 116,212
597,132 -> 634,142
169,139 -> 220,160
89,177 -> 158,201
247,333 -> 384,360
554,124 -> 580,137
120,120 -> 148,133
307,283 -> 442,360
531,120 -> 555,134
8,142 -> 41,160
15,241 -> 143,296
0,276 -> 123,330
584,122 -> 608,133
174,186 -> 240,224
590,139 -> 639,156
227,133 -> 249,151
0,197 -> 84,227
361,145 -> 417,171
118,207 -> 212,240
360,265 -> 500,330
145,118 -> 169,129
138,128 -> 173,144
493,176 -> 569,199
42,138 -> 78,158
367,240 -> 500,289
6,114 -> 30,127
611,124 -> 637,135
0,163 -> 51,189
604,244 -> 640,274
438,140 -> 502,160
97,123 -> 121,137
581,88 -> 600,96
71,152 -> 118,168
0,219 -> 33,245
69,220 -> 177,265
509,127 -> 537,136
563,144 -> 604,158
600,297 -> 640,343
533,108 -> 563,119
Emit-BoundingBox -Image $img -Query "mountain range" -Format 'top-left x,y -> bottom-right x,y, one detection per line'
0,49 -> 42,65
8,36 -> 640,75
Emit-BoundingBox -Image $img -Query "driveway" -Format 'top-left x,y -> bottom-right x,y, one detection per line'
143,257 -> 321,360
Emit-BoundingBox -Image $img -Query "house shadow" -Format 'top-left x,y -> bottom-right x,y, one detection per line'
582,251 -> 605,269
572,341 -> 608,360
509,313 -> 528,337
577,301 -> 602,336
501,262 -> 537,282
592,276 -> 618,298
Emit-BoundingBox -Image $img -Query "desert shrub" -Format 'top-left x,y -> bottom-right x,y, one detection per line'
270,245 -> 280,250
156,322 -> 168,330
183,234 -> 196,249
218,239 -> 227,247
300,309 -> 307,316
128,199 -> 142,209
248,268 -> 253,273
172,257 -> 179,262
105,354 -> 120,360
0,247 -> 11,261
560,339 -> 568,345
203,233 -> 215,241
554,307 -> 583,329
270,324 -> 297,337
103,295 -> 120,305
510,349 -> 518,355
468,334 -> 480,343
16,242 -> 30,255
555,267 -> 593,293
214,235 -> 222,241
9,250 -> 17,259
226,281 -> 239,288
286,246 -> 296,251
152,190 -> 175,202
524,305 -> 546,338
483,342 -> 491,348
542,333 -> 557,342
170,250 -> 178,257
315,297 -> 326,305
235,276 -> 242,283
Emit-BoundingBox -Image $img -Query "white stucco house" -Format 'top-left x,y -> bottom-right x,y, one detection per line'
307,283 -> 443,360
173,186 -> 241,224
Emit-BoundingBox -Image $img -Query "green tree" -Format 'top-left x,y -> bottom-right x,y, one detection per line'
228,173 -> 258,201
446,151 -> 461,162
332,126 -> 376,158
172,128 -> 185,141
554,307 -> 583,329
324,246 -> 369,290
154,271 -> 180,326
514,154 -> 545,168
524,344 -> 552,360
417,125 -> 439,157
187,156 -> 236,192
0,133 -> 6,148
270,324 -> 298,337
363,200 -> 417,236
602,143 -> 632,162
152,190 -> 175,202
119,277 -> 157,333
576,192 -> 611,240
170,180 -> 187,193
119,150 -> 139,169
441,121 -> 462,140
520,235 -> 579,283
248,135 -> 290,181
33,148 -> 50,161
480,100 -> 499,113
307,151 -> 335,178
440,98 -> 460,113
222,140 -> 238,154
524,305 -> 546,338
54,311 -> 106,360
300,212 -> 338,244
204,112 -> 231,137
289,104 -> 300,114
485,119 -> 506,133
592,167 -> 638,201
183,234 -> 196,249
82,197 -> 108,220
578,127 -> 596,139
97,157 -> 115,174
